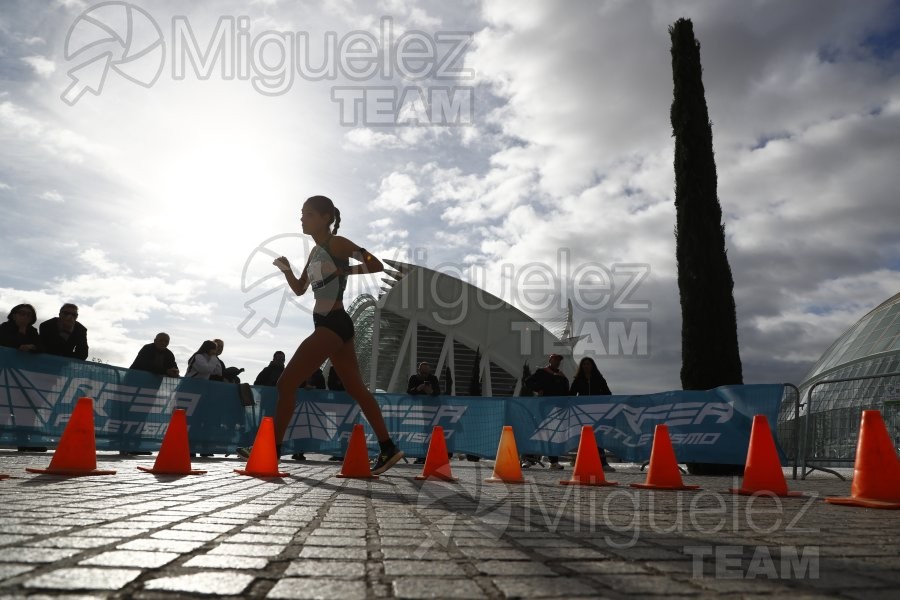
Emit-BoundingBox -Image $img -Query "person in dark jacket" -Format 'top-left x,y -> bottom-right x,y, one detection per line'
254,351 -> 285,386
0,304 -> 41,353
523,353 -> 570,470
303,367 -> 326,390
407,361 -> 441,396
39,303 -> 88,360
130,333 -> 179,377
570,356 -> 615,472
3,305 -> 44,451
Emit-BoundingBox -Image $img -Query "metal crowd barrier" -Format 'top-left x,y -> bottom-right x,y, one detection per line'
799,371 -> 900,480
775,383 -> 800,480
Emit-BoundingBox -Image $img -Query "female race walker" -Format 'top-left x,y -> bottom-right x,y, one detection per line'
241,195 -> 404,474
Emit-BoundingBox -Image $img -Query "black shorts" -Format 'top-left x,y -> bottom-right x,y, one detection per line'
313,308 -> 355,342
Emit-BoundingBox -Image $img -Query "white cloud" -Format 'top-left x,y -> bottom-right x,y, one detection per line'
39,190 -> 64,203
22,56 -> 56,77
0,101 -> 108,164
0,182 -> 11,190
373,172 -> 422,213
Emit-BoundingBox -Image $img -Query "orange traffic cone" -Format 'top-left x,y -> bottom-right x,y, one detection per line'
234,417 -> 288,477
826,410 -> 900,509
561,425 -> 618,487
415,426 -> 458,482
729,414 -> 804,497
336,424 -> 377,479
26,397 -> 115,476
631,425 -> 699,491
138,410 -> 206,475
485,426 -> 525,483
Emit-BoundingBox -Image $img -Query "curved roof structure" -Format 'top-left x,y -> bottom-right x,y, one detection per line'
778,292 -> 900,463
347,260 -> 578,395
800,292 -> 900,388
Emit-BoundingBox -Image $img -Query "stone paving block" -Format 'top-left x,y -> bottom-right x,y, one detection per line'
309,528 -> 367,537
383,560 -> 466,576
27,537 -> 113,550
379,547 -> 453,560
117,538 -> 206,553
173,522 -> 237,533
2,548 -> 82,563
242,525 -> 301,535
298,546 -> 367,560
688,575 -> 797,594
490,576 -> 600,598
0,564 -> 35,580
379,535 -> 429,547
591,573 -> 702,595
143,572 -> 254,595
1,525 -> 71,535
532,546 -> 610,560
475,560 -> 556,576
566,560 -> 649,574
0,535 -> 32,547
23,567 -> 142,590
79,550 -> 179,568
456,547 -> 530,561
302,536 -> 367,547
70,528 -> 145,539
225,533 -> 294,544
267,577 -> 367,599
182,554 -> 269,570
150,529 -> 221,542
391,577 -> 485,599
607,545 -> 692,561
207,543 -> 286,557
284,560 -> 366,578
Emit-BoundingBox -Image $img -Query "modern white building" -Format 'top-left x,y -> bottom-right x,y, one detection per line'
345,260 -> 579,395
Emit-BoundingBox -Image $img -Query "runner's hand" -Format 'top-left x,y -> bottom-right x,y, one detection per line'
273,256 -> 292,272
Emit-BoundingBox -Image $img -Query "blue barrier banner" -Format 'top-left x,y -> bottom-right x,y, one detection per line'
0,348 -> 784,463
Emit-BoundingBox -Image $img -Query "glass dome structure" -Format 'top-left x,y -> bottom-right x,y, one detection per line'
778,292 -> 900,464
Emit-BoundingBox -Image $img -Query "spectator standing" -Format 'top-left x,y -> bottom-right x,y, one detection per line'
211,338 -> 226,381
407,361 -> 441,396
129,333 -> 179,377
185,340 -> 222,379
569,356 -> 615,472
39,303 -> 88,360
524,353 -> 570,470
0,304 -> 41,353
254,351 -> 285,386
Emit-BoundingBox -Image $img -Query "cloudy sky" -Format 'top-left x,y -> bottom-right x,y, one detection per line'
1,0 -> 898,392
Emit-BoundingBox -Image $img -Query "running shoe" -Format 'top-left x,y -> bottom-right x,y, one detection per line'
372,445 -> 404,475
292,453 -> 306,461
236,447 -> 252,459
548,462 -> 564,470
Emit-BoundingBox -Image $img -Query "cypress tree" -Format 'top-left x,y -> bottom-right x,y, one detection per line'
670,18 -> 743,391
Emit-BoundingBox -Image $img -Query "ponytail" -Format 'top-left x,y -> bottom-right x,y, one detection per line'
305,195 -> 340,233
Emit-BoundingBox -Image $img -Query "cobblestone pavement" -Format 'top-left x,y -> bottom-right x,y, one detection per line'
0,451 -> 897,599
